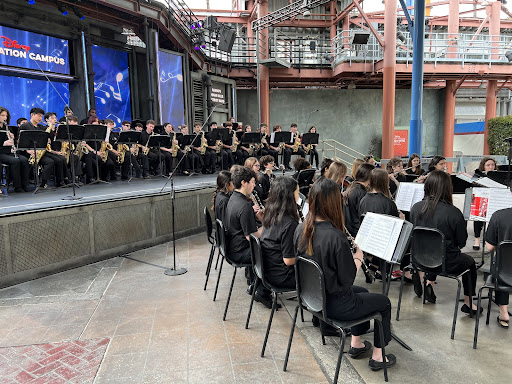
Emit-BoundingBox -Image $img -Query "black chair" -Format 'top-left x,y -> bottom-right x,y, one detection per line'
396,227 -> 471,340
284,256 -> 388,383
245,234 -> 300,357
0,163 -> 10,196
296,169 -> 316,196
473,241 -> 512,348
203,207 -> 218,290
212,219 -> 252,321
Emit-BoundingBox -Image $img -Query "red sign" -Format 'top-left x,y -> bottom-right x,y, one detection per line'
394,130 -> 408,157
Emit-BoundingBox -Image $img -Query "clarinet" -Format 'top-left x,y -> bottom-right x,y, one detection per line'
250,192 -> 265,213
1,123 -> 18,158
344,227 -> 372,278
297,204 -> 304,222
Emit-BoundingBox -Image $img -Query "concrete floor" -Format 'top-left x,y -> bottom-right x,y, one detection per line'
0,223 -> 510,383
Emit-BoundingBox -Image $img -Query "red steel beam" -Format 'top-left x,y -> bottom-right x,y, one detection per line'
351,0 -> 385,48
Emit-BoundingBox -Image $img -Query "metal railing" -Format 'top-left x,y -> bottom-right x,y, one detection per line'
321,139 -> 365,168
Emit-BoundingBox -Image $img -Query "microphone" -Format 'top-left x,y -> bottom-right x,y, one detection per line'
279,164 -> 286,175
305,109 -> 319,132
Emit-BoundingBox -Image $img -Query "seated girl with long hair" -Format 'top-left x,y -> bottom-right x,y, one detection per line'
325,161 -> 348,190
406,153 -> 425,177
473,157 -> 497,250
410,171 -> 478,312
343,163 -> 374,237
294,177 -> 396,370
260,177 -> 300,289
213,170 -> 233,223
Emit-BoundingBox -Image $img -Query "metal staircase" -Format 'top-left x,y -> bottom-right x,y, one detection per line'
320,140 -> 365,168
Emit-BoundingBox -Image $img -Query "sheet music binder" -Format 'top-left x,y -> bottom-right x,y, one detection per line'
355,212 -> 413,263
463,187 -> 512,222
395,182 -> 424,212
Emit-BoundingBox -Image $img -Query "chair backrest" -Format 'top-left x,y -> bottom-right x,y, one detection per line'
249,234 -> 264,282
215,219 -> 227,258
411,226 -> 445,270
297,169 -> 316,187
295,256 -> 326,319
204,207 -> 214,243
496,241 -> 512,287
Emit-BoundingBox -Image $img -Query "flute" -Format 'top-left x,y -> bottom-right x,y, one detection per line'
391,166 -> 414,176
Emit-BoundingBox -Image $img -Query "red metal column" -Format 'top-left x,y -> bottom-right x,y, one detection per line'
382,0 -> 397,159
484,80 -> 497,155
258,0 -> 270,125
330,1 -> 337,41
488,1 -> 501,60
444,80 -> 456,170
447,0 -> 459,59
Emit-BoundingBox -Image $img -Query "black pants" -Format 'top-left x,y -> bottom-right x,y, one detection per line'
82,152 -> 98,180
474,221 -> 484,238
190,149 -> 205,171
136,153 -> 150,176
229,247 -> 271,297
121,153 -> 141,178
308,147 -> 319,168
0,153 -> 30,189
327,286 -> 392,348
37,153 -> 55,182
426,252 -> 477,297
147,151 -> 160,173
224,148 -> 235,169
44,152 -> 66,183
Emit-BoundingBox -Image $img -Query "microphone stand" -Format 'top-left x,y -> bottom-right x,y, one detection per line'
62,108 -> 82,201
304,109 -> 318,133
162,102 -> 227,277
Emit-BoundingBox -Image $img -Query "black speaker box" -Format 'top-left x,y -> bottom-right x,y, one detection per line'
218,29 -> 236,53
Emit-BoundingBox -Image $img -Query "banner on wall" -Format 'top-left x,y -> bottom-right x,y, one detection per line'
0,25 -> 69,74
157,49 -> 185,127
394,130 -> 409,157
91,45 -> 132,125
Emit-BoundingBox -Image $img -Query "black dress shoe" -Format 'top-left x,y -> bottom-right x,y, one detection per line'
473,245 -> 480,251
412,272 -> 423,298
320,321 -> 339,337
424,284 -> 436,304
461,304 -> 484,315
254,292 -> 281,309
14,187 -> 24,193
246,284 -> 254,295
369,354 -> 396,371
312,316 -> 320,327
348,340 -> 372,359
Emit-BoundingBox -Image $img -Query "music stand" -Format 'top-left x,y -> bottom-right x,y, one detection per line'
211,128 -> 229,171
148,135 -> 171,176
301,133 -> 318,147
83,124 -> 109,185
117,131 -> 141,182
56,124 -> 84,197
18,130 -> 52,194
131,119 -> 145,130
273,131 -> 292,170
183,134 -> 201,175
241,132 -> 261,156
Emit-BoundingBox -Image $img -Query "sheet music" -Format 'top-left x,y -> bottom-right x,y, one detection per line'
395,183 -> 424,211
468,188 -> 489,222
476,177 -> 507,189
457,172 -> 478,184
354,213 -> 404,262
487,188 -> 512,219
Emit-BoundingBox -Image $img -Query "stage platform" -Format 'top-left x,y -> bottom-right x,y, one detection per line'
0,174 -> 216,217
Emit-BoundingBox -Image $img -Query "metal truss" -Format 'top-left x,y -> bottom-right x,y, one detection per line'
251,0 -> 332,31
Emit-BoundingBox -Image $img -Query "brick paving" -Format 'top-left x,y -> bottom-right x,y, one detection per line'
0,338 -> 109,384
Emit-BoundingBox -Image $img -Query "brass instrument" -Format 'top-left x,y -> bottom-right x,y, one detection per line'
215,139 -> 223,154
248,144 -> 255,156
249,192 -> 265,213
117,144 -> 129,164
74,142 -> 89,160
277,142 -> 285,154
304,144 -> 313,154
231,131 -> 239,152
133,144 -> 140,157
200,131 -> 208,155
292,133 -> 301,152
143,132 -> 153,156
99,142 -> 113,163
28,144 -> 51,166
171,132 -> 179,157
61,141 -> 72,164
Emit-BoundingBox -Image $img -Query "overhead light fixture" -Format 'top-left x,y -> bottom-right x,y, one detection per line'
302,0 -> 311,17
397,31 -> 406,43
73,6 -> 85,20
57,3 -> 68,16
506,50 -> 512,62
478,80 -> 485,89
347,81 -> 356,90
28,0 -> 36,4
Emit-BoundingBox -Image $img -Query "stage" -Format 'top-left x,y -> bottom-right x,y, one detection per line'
0,174 -> 217,217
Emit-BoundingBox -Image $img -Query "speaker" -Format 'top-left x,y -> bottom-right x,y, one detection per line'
218,29 -> 236,53
309,41 -> 316,51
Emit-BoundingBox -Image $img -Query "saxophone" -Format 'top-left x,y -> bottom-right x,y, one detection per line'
117,144 -> 129,163
231,131 -> 238,152
29,123 -> 55,164
61,141 -> 71,164
99,142 -> 113,163
143,132 -> 153,155
278,142 -> 285,154
248,144 -> 255,156
171,132 -> 179,157
200,131 -> 207,155
304,144 -> 313,154
74,142 -> 89,160
215,139 -> 223,154
293,133 -> 301,152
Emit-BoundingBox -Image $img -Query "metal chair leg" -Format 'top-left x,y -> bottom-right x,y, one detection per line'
333,330 -> 346,384
223,268 -> 238,321
376,320 -> 389,382
473,286 -> 486,349
486,289 -> 493,325
213,257 -> 225,301
261,293 -> 278,357
203,245 -> 216,290
245,279 -> 259,329
283,305 -> 299,372
214,252 -> 220,270
451,279 -> 462,340
396,272 -> 405,321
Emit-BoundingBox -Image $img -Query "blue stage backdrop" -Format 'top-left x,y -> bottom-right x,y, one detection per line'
158,50 -> 185,127
0,74 -> 69,123
91,45 -> 132,125
0,25 -> 69,74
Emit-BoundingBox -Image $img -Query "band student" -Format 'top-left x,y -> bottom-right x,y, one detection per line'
306,126 -> 320,169
283,123 -> 306,170
0,106 -> 30,193
343,163 -> 374,237
190,123 -> 213,174
259,123 -> 279,166
119,120 -> 142,179
206,122 -> 231,171
213,170 -> 233,223
222,122 -> 239,165
294,177 -> 396,371
141,120 -> 160,175
473,156 -> 497,250
162,123 -> 190,175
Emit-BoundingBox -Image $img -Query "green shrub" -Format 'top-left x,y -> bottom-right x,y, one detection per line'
488,116 -> 512,155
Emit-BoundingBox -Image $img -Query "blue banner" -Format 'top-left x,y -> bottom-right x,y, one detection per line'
91,45 -> 132,125
0,25 -> 69,74
158,50 -> 185,127
0,74 -> 69,123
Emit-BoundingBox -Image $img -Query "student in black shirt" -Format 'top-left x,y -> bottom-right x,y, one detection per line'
294,178 -> 396,371
213,171 -> 233,223
410,171 -> 478,313
484,207 -> 512,328
259,155 -> 275,201
260,177 -> 300,289
406,153 -> 424,177
387,157 -> 407,198
224,166 -> 272,308
343,163 -> 374,237
473,157 -> 497,250
325,161 -> 348,191
244,157 -> 264,201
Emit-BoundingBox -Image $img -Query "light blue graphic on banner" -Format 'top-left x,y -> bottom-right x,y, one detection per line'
91,45 -> 132,124
0,74 -> 69,122
0,25 -> 69,74
158,50 -> 185,127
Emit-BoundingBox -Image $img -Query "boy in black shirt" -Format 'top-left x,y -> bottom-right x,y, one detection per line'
485,207 -> 512,328
224,166 -> 272,308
